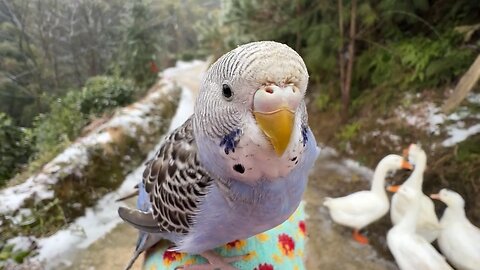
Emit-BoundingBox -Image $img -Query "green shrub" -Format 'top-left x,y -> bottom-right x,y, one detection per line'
0,113 -> 32,185
80,76 -> 135,116
32,76 -> 135,158
336,122 -> 362,143
31,91 -> 86,154
315,93 -> 331,112
355,34 -> 473,91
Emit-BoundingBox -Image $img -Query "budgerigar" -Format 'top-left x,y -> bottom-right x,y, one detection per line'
118,41 -> 319,270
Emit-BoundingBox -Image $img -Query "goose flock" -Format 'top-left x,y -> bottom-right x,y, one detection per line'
323,144 -> 480,270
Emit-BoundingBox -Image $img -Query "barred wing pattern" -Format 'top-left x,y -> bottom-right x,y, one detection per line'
143,117 -> 213,234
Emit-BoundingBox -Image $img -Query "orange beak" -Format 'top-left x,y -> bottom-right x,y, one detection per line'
387,185 -> 401,193
401,160 -> 413,170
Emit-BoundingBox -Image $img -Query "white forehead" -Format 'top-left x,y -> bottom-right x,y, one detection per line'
207,41 -> 309,90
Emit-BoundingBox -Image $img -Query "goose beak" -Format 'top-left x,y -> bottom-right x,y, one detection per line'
430,193 -> 440,200
387,185 -> 401,193
401,160 -> 413,170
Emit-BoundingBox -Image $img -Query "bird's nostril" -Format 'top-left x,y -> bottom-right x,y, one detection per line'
265,88 -> 274,94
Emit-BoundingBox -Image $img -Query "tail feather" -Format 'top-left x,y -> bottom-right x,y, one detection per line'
124,249 -> 142,270
118,206 -> 160,233
323,197 -> 333,207
124,232 -> 165,270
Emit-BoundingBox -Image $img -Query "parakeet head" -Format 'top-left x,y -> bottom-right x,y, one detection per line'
193,41 -> 310,181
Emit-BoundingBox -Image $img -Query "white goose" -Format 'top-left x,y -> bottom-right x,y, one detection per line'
324,154 -> 412,244
387,185 -> 453,270
430,189 -> 480,270
389,144 -> 440,242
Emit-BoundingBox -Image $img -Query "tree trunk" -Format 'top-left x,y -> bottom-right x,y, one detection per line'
340,0 -> 357,122
338,0 -> 346,119
442,54 -> 480,114
295,0 -> 302,52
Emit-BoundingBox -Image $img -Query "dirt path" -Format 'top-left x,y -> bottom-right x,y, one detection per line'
304,150 -> 398,270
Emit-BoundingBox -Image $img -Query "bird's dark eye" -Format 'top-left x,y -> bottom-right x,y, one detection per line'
222,84 -> 233,100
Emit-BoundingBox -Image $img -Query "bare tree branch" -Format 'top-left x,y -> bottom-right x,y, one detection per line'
338,0 -> 346,117
342,0 -> 356,121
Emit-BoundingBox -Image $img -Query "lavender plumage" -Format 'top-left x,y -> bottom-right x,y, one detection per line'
119,41 -> 319,270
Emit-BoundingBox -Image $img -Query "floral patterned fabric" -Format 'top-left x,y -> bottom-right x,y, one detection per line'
142,203 -> 307,270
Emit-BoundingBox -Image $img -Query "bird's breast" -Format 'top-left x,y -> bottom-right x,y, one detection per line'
176,129 -> 318,253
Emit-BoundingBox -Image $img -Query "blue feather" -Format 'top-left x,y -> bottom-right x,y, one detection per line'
176,128 -> 319,253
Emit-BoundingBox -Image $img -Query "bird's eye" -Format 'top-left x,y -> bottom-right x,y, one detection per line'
222,84 -> 233,101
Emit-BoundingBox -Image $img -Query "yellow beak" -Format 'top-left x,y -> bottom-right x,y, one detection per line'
253,84 -> 302,156
254,109 -> 295,156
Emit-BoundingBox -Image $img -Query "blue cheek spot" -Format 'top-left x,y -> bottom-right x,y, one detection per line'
220,129 -> 242,155
301,125 -> 308,147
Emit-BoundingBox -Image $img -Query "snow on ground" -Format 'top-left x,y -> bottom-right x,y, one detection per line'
442,92 -> 480,146
442,123 -> 480,147
169,86 -> 195,131
467,92 -> 480,104
7,236 -> 36,252
0,84 -> 175,215
31,61 -> 202,268
316,146 -> 374,182
397,102 -> 446,135
36,159 -> 144,268
396,92 -> 480,146
162,60 -> 206,84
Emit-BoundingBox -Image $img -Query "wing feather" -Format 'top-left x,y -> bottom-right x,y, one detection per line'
143,117 -> 213,234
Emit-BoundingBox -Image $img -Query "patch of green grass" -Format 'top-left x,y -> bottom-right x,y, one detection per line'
334,121 -> 363,152
455,135 -> 480,162
315,93 -> 331,111
336,122 -> 362,143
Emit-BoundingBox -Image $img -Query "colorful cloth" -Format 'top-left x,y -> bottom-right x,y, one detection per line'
142,203 -> 307,270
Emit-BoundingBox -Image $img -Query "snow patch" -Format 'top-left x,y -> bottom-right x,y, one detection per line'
7,236 -> 36,252
398,102 -> 446,135
35,162 -> 144,268
169,86 -> 195,131
342,159 -> 374,180
162,60 -> 206,81
442,123 -> 480,147
0,75 -> 177,215
466,92 -> 480,104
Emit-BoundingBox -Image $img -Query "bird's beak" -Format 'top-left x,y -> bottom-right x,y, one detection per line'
253,84 -> 302,156
430,193 -> 440,200
386,185 -> 401,193
401,160 -> 413,170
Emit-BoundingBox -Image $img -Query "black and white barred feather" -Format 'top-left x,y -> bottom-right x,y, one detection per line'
143,117 -> 213,234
